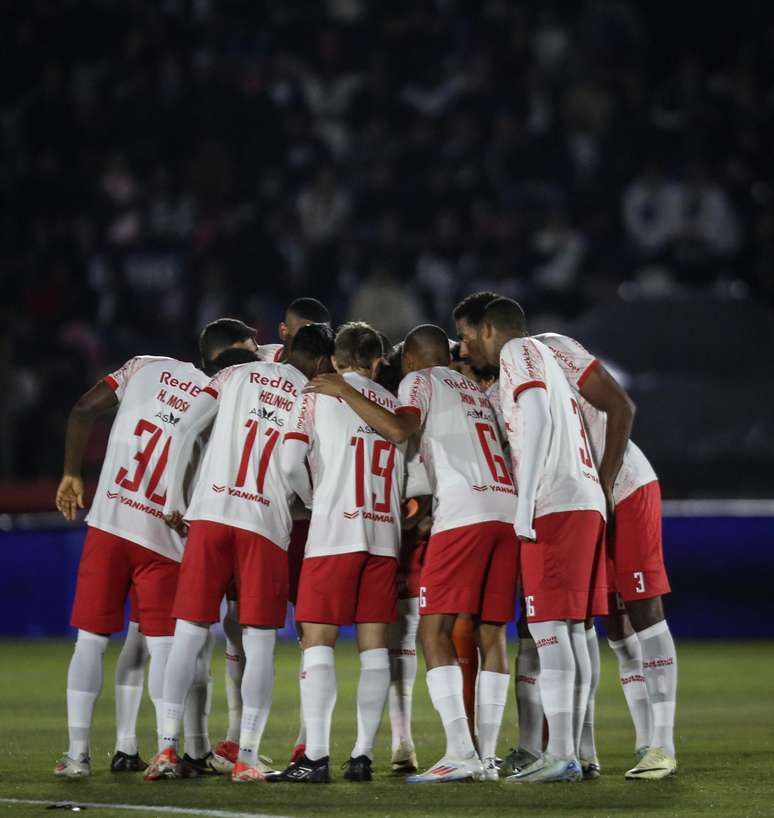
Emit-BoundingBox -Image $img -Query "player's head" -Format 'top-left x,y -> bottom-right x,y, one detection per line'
209,347 -> 259,374
449,340 -> 479,382
286,322 -> 336,379
333,322 -> 384,378
377,342 -> 404,396
480,297 -> 528,366
199,318 -> 258,376
453,291 -> 501,377
402,324 -> 451,374
280,298 -> 331,347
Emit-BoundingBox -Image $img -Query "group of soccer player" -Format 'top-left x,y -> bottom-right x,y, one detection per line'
53,292 -> 678,786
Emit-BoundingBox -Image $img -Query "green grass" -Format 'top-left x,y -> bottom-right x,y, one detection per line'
1,639 -> 773,818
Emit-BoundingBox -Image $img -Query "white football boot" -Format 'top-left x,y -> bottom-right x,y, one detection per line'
504,752 -> 583,783
406,754 -> 484,783
54,753 -> 91,778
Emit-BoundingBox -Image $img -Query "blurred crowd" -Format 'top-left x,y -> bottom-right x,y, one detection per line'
2,0 -> 774,479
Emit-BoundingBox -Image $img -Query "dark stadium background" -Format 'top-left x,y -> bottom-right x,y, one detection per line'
1,1 -> 772,638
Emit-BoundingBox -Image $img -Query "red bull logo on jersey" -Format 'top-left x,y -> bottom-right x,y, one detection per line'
358,387 -> 397,410
249,372 -> 299,396
160,371 -> 202,397
443,375 -> 480,392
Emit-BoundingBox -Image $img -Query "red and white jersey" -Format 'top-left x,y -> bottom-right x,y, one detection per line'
535,332 -> 658,503
286,372 -> 403,559
486,380 -> 508,445
86,356 -> 209,561
397,367 -> 516,535
499,338 -> 606,519
257,343 -> 284,363
183,361 -> 306,548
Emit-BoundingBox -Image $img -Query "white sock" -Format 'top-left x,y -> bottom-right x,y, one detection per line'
237,628 -> 276,765
352,648 -> 390,760
569,622 -> 592,757
160,620 -> 209,750
515,637 -> 543,755
222,600 -> 245,743
528,620 -> 575,759
477,670 -> 509,760
294,645 -> 306,747
608,634 -> 652,750
426,664 -> 477,760
637,620 -> 677,757
301,646 -> 337,761
114,622 -> 148,755
184,629 -> 215,759
580,625 -> 600,760
146,635 -> 174,752
66,630 -> 109,758
387,597 -> 419,752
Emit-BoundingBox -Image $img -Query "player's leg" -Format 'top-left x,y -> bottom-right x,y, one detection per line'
231,531 -> 288,782
145,521 -> 233,780
210,595 -> 243,772
287,520 -> 309,763
112,613 -> 149,771
452,614 -> 478,743
387,596 -> 419,771
579,618 -> 601,777
57,528 -> 131,777
569,620 -> 592,760
182,628 -> 215,772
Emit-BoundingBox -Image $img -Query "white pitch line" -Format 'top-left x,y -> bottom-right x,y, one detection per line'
0,798 -> 301,818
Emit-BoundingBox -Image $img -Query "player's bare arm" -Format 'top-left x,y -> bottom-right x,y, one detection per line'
304,373 -> 420,444
56,380 -> 118,520
579,363 -> 636,511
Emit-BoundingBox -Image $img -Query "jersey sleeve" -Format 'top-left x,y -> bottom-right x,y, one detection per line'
201,365 -> 237,400
541,334 -> 599,390
500,339 -> 547,400
103,357 -> 148,401
397,371 -> 432,423
285,392 -> 316,444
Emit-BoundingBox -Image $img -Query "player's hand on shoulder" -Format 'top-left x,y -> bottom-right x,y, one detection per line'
164,510 -> 188,537
515,522 -> 537,543
55,474 -> 85,521
304,373 -> 348,397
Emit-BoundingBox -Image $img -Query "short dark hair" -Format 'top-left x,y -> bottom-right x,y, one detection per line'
450,341 -> 463,362
287,297 -> 330,325
334,322 -> 383,370
209,347 -> 258,373
483,297 -> 528,334
199,318 -> 256,375
377,342 -> 403,395
452,291 -> 501,325
289,322 -> 335,360
403,324 -> 450,362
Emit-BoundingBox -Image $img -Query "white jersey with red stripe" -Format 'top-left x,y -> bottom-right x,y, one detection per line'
183,361 -> 306,548
257,343 -> 284,363
86,356 -> 209,561
535,332 -> 658,503
397,367 -> 516,535
286,372 -> 403,559
499,337 -> 607,519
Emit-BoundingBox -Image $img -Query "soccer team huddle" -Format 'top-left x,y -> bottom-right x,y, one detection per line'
54,293 -> 678,786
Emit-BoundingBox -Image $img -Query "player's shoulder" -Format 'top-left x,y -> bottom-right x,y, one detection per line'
257,343 -> 283,363
349,373 -> 399,410
535,331 -> 590,358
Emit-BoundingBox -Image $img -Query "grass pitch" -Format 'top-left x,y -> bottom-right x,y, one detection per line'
1,639 -> 773,818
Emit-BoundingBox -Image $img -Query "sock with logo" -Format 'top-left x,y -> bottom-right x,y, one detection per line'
237,628 -> 276,765
515,637 -> 543,755
387,598 -> 419,753
528,620 -> 575,760
608,633 -> 652,751
426,664 -> 477,760
637,620 -> 677,757
301,646 -> 337,761
579,624 -> 600,761
114,622 -> 148,755
66,630 -> 109,759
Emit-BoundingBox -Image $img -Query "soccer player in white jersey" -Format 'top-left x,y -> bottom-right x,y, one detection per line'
479,298 -> 608,784
535,332 -> 677,780
307,324 -> 518,784
53,319 -> 258,778
267,323 -> 404,784
257,296 -> 331,364
143,325 -> 334,783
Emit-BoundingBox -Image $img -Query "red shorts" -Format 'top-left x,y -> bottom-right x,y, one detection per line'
398,535 -> 428,600
608,481 -> 670,602
521,510 -> 607,622
419,521 -> 519,623
173,520 -> 288,628
296,552 -> 397,626
70,527 -> 179,637
288,520 -> 310,606
128,587 -> 139,623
